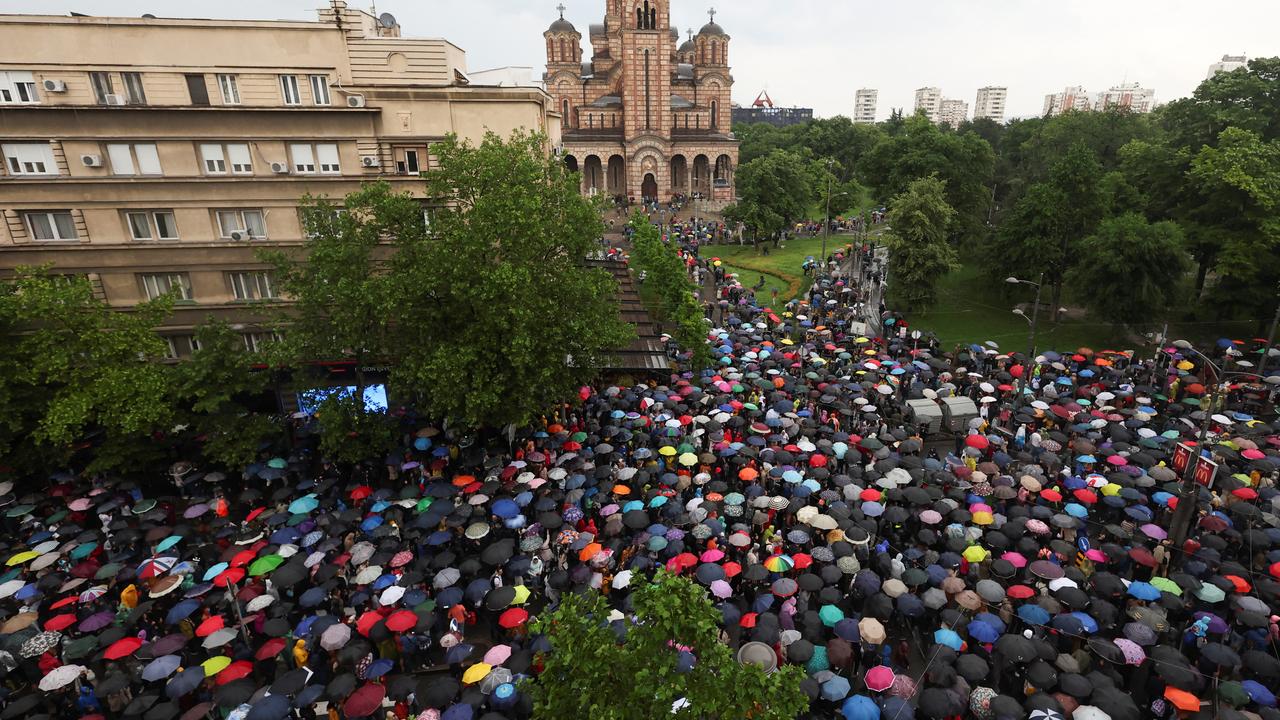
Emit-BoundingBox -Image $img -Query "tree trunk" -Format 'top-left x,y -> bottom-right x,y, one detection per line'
1194,257 -> 1210,298
1050,281 -> 1063,323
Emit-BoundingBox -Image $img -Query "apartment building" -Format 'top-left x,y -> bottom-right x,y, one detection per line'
1095,82 -> 1156,114
938,99 -> 968,129
0,1 -> 559,357
913,87 -> 941,123
1042,86 -> 1092,117
973,86 -> 1007,123
853,89 -> 877,124
1207,54 -> 1248,80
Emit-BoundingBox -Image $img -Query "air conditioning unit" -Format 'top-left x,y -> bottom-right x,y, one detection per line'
346,94 -> 366,108
360,156 -> 379,168
80,154 -> 103,167
103,93 -> 127,106
269,162 -> 290,174
42,79 -> 67,93
230,231 -> 245,241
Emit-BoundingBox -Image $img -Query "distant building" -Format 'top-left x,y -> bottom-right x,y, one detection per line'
1043,86 -> 1092,116
938,99 -> 968,128
854,88 -> 877,124
467,66 -> 543,89
1207,54 -> 1248,79
1095,82 -> 1156,113
973,86 -> 1007,123
731,90 -> 813,127
914,86 -> 941,122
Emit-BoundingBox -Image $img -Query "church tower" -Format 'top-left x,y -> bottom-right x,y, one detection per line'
544,4 -> 583,129
619,0 -> 674,140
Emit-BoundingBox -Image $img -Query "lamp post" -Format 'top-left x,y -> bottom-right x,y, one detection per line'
1006,274 -> 1044,406
1166,339 -> 1280,556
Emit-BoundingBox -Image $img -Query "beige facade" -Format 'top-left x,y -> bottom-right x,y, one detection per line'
0,1 -> 559,355
973,86 -> 1007,123
543,0 -> 739,205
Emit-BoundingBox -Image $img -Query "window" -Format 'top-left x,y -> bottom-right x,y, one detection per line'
0,71 -> 38,104
3,143 -> 57,175
90,72 -> 114,104
216,209 -> 266,239
106,143 -> 161,176
121,72 -> 146,104
162,334 -> 202,360
200,143 -> 251,175
395,147 -> 425,175
185,74 -> 209,105
139,272 -> 193,301
242,330 -> 284,352
228,271 -> 277,300
309,75 -> 330,106
217,74 -> 240,105
280,75 -> 301,105
290,144 -> 315,174
24,211 -> 77,241
316,144 -> 340,174
126,211 -> 178,241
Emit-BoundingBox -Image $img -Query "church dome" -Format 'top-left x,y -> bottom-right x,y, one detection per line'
678,39 -> 695,53
548,17 -> 577,33
698,21 -> 725,37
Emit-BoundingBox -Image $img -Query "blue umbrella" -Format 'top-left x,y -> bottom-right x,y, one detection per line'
967,620 -> 999,644
1127,581 -> 1161,601
142,654 -> 182,681
288,494 -> 319,515
360,515 -> 383,532
299,587 -> 327,608
246,694 -> 291,720
491,499 -> 519,519
364,658 -> 394,679
156,536 -> 182,553
934,628 -> 963,650
444,643 -> 473,664
842,694 -> 881,720
201,562 -> 228,582
165,599 -> 201,625
164,667 -> 205,698
1069,611 -> 1098,633
1018,604 -> 1051,626
821,675 -> 851,701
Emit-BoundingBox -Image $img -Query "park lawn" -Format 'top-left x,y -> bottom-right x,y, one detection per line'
710,234 -> 859,301
897,263 -> 1128,352
719,263 -> 791,301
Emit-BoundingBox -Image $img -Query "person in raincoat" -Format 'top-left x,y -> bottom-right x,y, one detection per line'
293,638 -> 309,669
119,583 -> 138,610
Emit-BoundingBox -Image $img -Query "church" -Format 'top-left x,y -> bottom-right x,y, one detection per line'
544,1 -> 739,205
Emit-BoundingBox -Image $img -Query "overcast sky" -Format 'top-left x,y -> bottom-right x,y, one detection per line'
2,0 -> 1275,119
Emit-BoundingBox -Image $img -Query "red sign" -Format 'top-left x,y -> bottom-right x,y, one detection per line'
1194,457 -> 1218,489
1172,443 -> 1194,474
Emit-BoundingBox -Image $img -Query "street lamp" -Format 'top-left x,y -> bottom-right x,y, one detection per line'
1165,339 -> 1280,556
1006,274 -> 1044,405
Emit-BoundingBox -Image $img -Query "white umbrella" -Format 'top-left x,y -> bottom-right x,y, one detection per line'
0,579 -> 24,599
246,595 -> 275,613
349,542 -> 375,566
39,664 -> 85,691
611,570 -> 632,589
352,565 -> 382,585
320,622 -> 351,650
202,628 -> 238,649
379,585 -> 405,606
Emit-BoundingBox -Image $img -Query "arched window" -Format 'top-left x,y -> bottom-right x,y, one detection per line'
559,39 -> 566,62
562,99 -> 570,125
711,100 -> 718,129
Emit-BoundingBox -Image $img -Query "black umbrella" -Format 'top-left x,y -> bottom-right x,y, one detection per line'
416,675 -> 460,709
270,668 -> 311,695
214,679 -> 256,707
917,687 -> 963,719
995,633 -> 1036,663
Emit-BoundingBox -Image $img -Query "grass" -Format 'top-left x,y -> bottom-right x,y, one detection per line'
709,233 -> 860,301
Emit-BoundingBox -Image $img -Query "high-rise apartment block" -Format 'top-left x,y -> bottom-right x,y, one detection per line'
1207,54 -> 1248,79
973,86 -> 1007,123
0,1 -> 558,352
854,89 -> 878,124
938,99 -> 969,129
1095,83 -> 1156,114
914,87 -> 942,122
1043,86 -> 1093,117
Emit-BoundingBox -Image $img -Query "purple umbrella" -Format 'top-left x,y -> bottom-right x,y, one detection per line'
1193,611 -> 1228,635
183,503 -> 209,519
78,610 -> 115,632
1138,523 -> 1167,540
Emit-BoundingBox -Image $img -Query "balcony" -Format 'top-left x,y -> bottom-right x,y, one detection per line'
563,127 -> 624,141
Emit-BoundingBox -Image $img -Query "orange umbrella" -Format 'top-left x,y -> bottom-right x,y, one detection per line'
1164,686 -> 1200,712
611,484 -> 631,496
578,543 -> 603,562
738,467 -> 759,481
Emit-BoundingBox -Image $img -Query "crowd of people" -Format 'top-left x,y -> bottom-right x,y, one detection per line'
1,221 -> 1279,720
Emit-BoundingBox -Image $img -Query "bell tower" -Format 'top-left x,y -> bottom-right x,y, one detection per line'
619,0 -> 673,139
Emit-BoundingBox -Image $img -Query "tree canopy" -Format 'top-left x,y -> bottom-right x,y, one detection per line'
882,176 -> 960,312
526,570 -> 807,720
1065,213 -> 1191,325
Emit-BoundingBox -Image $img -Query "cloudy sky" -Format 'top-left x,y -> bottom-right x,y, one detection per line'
2,0 -> 1275,119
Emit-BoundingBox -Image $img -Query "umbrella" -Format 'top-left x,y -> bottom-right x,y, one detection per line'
865,665 -> 895,692
38,664 -> 85,691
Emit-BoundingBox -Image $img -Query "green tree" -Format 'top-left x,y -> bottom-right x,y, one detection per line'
985,183 -> 1071,287
392,130 -> 632,429
170,321 -> 280,469
882,176 -> 960,311
628,214 -> 710,369
858,114 -> 994,243
727,149 -> 816,240
1065,213 -> 1191,326
0,267 -> 175,474
526,570 -> 807,720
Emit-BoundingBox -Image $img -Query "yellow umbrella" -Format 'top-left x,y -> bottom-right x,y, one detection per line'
855,337 -> 871,344
462,662 -> 492,684
1176,360 -> 1194,371
6,550 -> 39,566
202,656 -> 231,676
781,338 -> 795,346
962,545 -> 989,563
658,446 -> 677,457
971,511 -> 994,526
511,585 -> 531,605
678,452 -> 698,467
1100,483 -> 1121,497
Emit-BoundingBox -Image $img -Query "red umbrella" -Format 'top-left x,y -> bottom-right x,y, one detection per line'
244,507 -> 266,523
44,614 -> 77,632
230,550 -> 256,568
809,454 -> 828,468
350,486 -> 373,502
964,435 -> 989,450
213,567 -> 245,588
196,616 -> 225,637
385,610 -> 417,633
49,596 -> 79,610
216,660 -> 253,685
255,637 -> 287,661
1007,585 -> 1035,600
1073,489 -> 1097,505
344,683 -> 386,718
498,608 -> 529,629
104,637 -> 143,659
740,612 -> 758,628
356,611 -> 384,637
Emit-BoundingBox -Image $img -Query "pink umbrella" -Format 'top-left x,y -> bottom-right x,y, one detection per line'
1242,448 -> 1265,460
1138,523 -> 1167,540
888,672 -> 918,698
69,498 -> 92,512
919,510 -> 942,525
710,580 -> 732,599
864,665 -> 895,692
1084,549 -> 1107,563
700,548 -> 725,563
1106,455 -> 1128,466
483,644 -> 512,665
1113,638 -> 1146,666
1001,552 -> 1028,568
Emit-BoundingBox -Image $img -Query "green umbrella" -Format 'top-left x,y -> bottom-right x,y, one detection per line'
571,431 -> 588,443
62,636 -> 98,660
819,604 -> 845,627
415,498 -> 434,513
248,554 -> 284,577
5,504 -> 34,518
94,563 -> 122,580
1149,577 -> 1181,596
1218,681 -> 1249,708
267,458 -> 288,469
45,510 -> 68,525
132,499 -> 157,515
1194,584 -> 1225,603
71,542 -> 98,560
